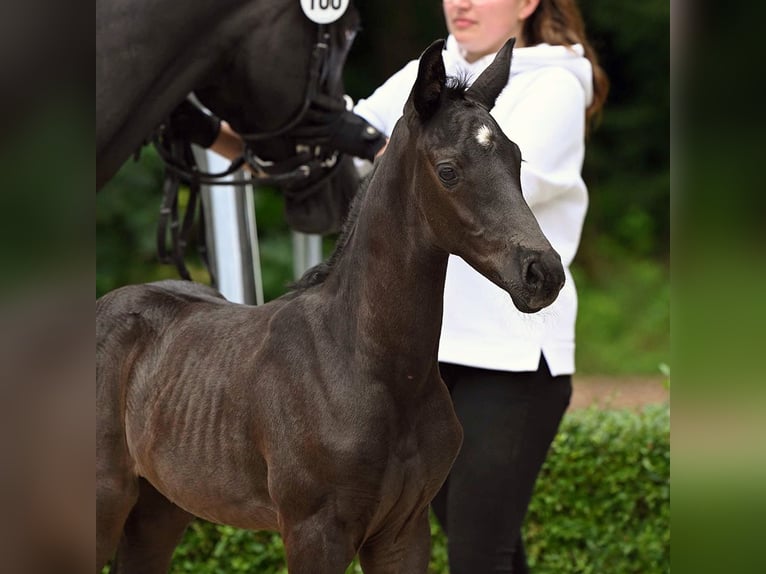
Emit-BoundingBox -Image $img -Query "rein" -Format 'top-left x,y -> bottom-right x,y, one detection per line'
155,139 -> 213,282
153,22 -> 343,280
237,24 -> 331,142
152,24 -> 338,187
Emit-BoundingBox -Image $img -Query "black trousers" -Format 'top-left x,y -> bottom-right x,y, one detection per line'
431,357 -> 572,574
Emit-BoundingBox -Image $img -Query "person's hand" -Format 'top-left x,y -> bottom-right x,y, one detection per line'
291,94 -> 386,161
374,139 -> 389,158
167,99 -> 222,148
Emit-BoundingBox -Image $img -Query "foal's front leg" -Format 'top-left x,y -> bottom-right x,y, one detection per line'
358,509 -> 431,574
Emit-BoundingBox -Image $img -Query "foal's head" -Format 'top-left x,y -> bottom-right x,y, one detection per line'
402,38 -> 565,313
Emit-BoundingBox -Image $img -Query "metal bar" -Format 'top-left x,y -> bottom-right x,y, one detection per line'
196,148 -> 263,305
292,232 -> 323,280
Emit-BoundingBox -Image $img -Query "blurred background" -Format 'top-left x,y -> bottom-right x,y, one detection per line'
97,0 -> 670,379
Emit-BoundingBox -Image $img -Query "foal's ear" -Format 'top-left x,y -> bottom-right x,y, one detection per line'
466,37 -> 515,109
409,39 -> 447,121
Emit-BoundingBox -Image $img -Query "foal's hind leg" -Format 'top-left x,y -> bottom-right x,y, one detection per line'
111,478 -> 193,574
97,465 -> 138,571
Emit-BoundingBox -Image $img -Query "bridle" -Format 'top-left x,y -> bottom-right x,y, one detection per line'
153,23 -> 343,188
153,21 -> 348,280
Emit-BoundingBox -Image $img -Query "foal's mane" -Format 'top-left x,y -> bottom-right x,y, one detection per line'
288,163 -> 375,292
445,73 -> 471,97
287,74 -> 473,294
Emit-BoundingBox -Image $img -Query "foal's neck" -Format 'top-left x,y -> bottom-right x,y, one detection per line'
329,132 -> 448,385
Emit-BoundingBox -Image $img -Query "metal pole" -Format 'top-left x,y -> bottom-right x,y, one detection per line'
292,232 -> 324,280
195,148 -> 264,305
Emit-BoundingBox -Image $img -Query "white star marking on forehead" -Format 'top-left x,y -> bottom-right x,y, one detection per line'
475,124 -> 493,149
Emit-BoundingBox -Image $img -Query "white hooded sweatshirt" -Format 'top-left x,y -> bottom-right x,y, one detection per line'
353,35 -> 594,376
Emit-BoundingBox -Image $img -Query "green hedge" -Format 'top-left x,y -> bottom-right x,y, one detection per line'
159,404 -> 668,573
524,404 -> 670,573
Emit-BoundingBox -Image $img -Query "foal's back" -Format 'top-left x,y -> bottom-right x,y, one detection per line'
97,280 -> 236,370
97,279 -> 290,410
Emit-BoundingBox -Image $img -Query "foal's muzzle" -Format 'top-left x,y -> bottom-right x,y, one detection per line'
513,249 -> 565,313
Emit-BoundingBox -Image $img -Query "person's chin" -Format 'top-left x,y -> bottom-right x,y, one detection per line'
451,30 -> 477,46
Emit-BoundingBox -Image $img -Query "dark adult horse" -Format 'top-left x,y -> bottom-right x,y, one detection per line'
97,39 -> 565,572
97,0 -> 372,234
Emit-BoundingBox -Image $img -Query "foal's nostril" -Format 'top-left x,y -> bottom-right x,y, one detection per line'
524,260 -> 544,288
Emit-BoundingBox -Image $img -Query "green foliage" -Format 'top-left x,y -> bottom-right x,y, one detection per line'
573,255 -> 669,375
96,146 -> 186,296
578,0 -> 670,261
171,524 -> 287,574
525,405 -> 670,574
428,513 -> 448,574
154,405 -> 668,574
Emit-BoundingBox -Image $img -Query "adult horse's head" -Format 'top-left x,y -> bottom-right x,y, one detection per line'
403,38 -> 565,313
188,2 -> 367,232
193,1 -> 361,156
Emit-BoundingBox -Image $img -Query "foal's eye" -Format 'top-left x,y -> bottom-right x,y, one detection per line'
437,164 -> 458,187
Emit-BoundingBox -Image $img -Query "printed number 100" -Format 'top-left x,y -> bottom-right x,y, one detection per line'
311,0 -> 342,9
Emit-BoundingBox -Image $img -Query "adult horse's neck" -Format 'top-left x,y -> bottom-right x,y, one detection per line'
96,0 -> 311,188
326,124 -> 449,390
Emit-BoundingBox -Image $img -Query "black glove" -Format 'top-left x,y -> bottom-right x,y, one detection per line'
167,99 -> 222,148
291,93 -> 386,161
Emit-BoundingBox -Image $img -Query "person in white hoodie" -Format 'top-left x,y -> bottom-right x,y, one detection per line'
353,1 -> 608,572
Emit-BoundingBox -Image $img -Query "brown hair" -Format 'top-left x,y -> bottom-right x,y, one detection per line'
523,0 -> 609,127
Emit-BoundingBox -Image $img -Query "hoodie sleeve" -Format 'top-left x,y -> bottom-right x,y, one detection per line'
494,67 -> 588,209
353,60 -> 420,137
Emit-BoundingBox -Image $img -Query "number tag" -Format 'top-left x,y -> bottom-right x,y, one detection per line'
300,0 -> 349,24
